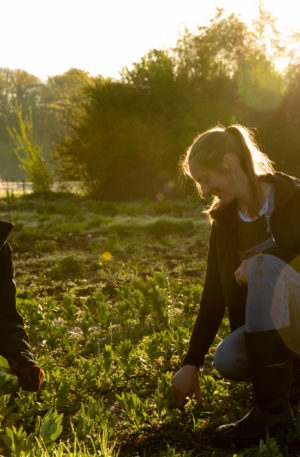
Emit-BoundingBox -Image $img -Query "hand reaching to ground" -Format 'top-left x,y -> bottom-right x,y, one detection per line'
171,365 -> 202,408
9,359 -> 43,391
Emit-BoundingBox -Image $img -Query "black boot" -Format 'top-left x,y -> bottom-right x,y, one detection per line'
214,330 -> 295,446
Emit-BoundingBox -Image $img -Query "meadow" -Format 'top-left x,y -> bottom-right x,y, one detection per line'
0,192 -> 299,457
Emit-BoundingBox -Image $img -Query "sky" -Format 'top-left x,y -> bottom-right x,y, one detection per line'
1,0 -> 299,82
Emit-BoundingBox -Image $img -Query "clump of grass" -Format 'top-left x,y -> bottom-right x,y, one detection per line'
11,228 -> 45,251
83,216 -> 111,230
104,216 -> 196,236
48,255 -> 86,279
35,239 -> 58,253
144,217 -> 195,236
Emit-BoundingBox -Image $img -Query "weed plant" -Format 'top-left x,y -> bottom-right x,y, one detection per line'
0,193 -> 298,456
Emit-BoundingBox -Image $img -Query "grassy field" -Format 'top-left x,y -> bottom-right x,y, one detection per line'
0,192 -> 299,457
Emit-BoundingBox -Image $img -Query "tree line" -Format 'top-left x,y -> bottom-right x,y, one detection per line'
0,66 -> 92,179
1,8 -> 300,198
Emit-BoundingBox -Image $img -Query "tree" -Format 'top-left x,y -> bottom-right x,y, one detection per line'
235,57 -> 285,111
38,68 -> 94,141
53,8 -> 300,198
0,67 -> 94,179
175,10 -> 256,81
54,80 -> 162,199
7,106 -> 53,192
0,68 -> 41,140
54,51 -> 192,199
121,49 -> 175,90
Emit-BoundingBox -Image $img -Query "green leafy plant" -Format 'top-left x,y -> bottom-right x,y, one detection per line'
115,339 -> 139,374
3,424 -> 35,456
61,295 -> 77,320
3,410 -> 63,456
37,410 -> 64,442
157,445 -> 193,457
103,344 -> 114,374
116,392 -> 149,426
4,192 -> 293,456
154,371 -> 177,420
258,431 -> 284,456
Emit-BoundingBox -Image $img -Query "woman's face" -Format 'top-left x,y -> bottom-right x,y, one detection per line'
189,157 -> 237,204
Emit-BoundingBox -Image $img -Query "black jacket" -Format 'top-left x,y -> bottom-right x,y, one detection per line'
0,221 -> 35,366
182,173 -> 300,368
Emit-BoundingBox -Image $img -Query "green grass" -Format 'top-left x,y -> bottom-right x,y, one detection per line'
0,192 -> 298,456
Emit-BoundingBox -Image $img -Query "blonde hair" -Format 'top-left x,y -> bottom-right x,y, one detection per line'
181,124 -> 275,219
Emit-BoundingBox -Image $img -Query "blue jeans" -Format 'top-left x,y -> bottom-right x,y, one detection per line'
213,254 -> 300,381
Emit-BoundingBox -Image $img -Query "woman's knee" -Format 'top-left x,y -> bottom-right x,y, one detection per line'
213,340 -> 246,381
213,327 -> 249,381
213,341 -> 231,378
246,253 -> 292,331
247,254 -> 285,283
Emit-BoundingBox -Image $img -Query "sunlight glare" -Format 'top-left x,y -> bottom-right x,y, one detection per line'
0,0 -> 299,80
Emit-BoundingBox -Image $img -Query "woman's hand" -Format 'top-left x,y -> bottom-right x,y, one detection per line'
171,365 -> 202,407
234,254 -> 260,285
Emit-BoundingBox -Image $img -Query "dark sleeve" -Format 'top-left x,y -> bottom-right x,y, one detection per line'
0,242 -> 35,366
182,223 -> 226,368
264,246 -> 296,264
265,190 -> 300,265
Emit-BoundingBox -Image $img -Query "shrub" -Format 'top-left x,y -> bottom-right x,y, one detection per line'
48,255 -> 86,279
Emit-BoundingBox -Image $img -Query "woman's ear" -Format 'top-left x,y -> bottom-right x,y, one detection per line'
222,153 -> 240,172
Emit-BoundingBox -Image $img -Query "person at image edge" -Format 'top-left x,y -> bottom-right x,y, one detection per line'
172,124 -> 300,445
0,221 -> 42,391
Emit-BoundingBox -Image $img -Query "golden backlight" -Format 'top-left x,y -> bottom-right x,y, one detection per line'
0,0 -> 299,81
